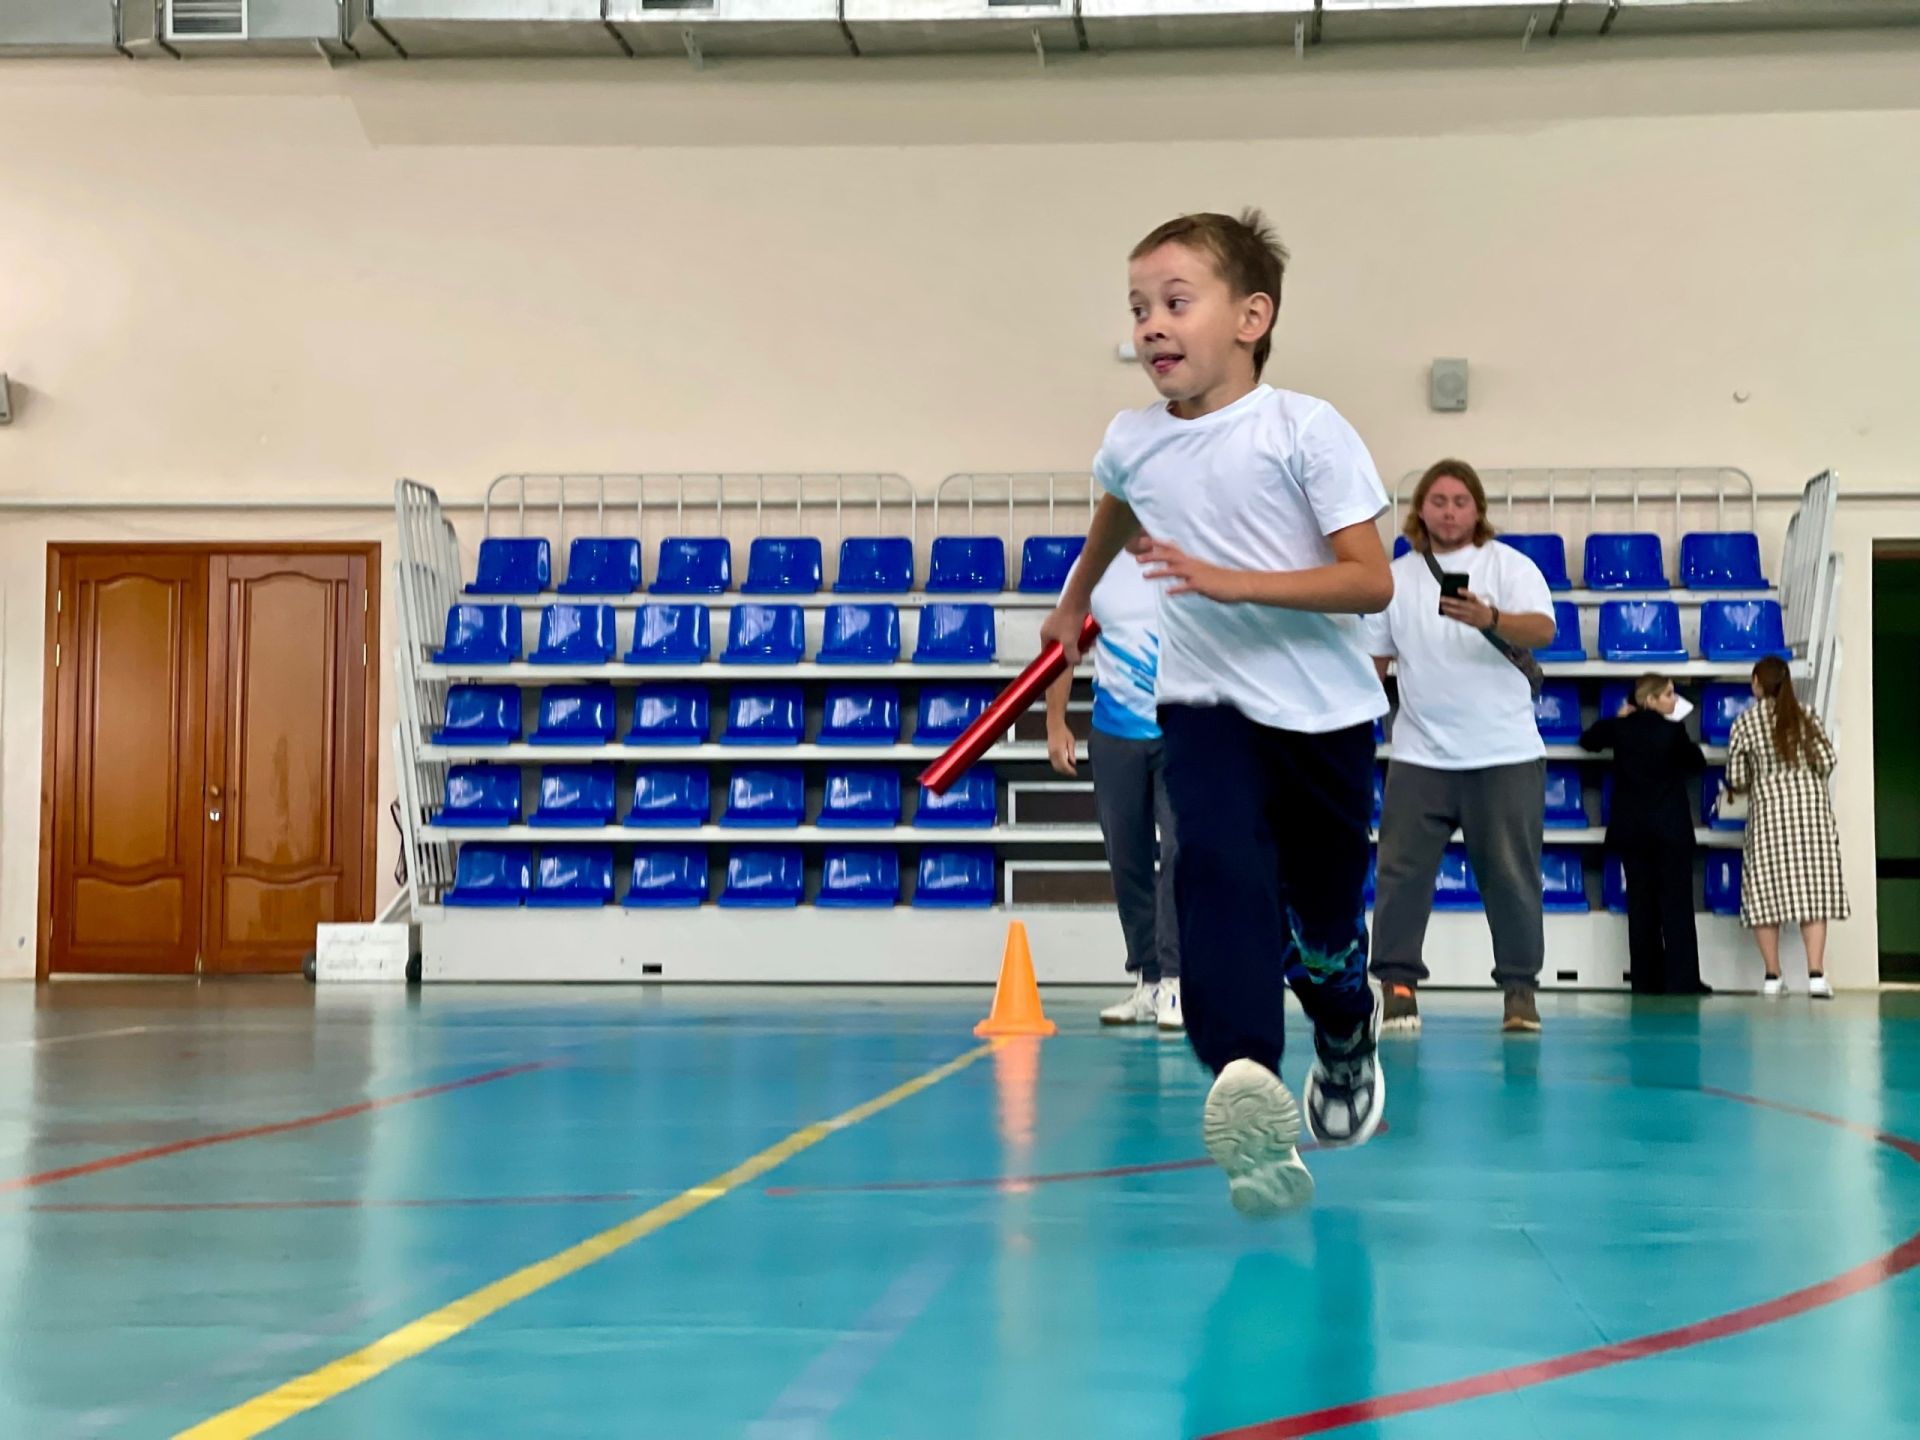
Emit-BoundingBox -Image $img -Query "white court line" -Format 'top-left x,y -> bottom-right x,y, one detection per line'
0,1025 -> 156,1051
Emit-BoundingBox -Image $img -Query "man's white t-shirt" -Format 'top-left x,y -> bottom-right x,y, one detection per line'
1075,551 -> 1163,742
1094,384 -> 1389,735
1362,542 -> 1555,770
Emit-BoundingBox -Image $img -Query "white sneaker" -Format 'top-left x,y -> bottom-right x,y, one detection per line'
1155,978 -> 1185,1032
1100,979 -> 1158,1026
1763,976 -> 1786,997
1809,974 -> 1834,1000
1202,1059 -> 1315,1219
1305,999 -> 1386,1149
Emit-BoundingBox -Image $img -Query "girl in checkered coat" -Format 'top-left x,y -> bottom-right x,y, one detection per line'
1722,656 -> 1847,999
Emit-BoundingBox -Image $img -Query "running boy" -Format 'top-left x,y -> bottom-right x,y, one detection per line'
1040,210 -> 1393,1218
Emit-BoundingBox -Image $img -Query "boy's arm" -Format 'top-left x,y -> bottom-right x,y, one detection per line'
1041,494 -> 1139,663
1137,519 -> 1393,615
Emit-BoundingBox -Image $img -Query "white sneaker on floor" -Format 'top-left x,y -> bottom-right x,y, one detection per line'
1155,978 -> 1185,1032
1100,980 -> 1159,1026
1809,975 -> 1834,1000
1763,976 -> 1786,997
1305,999 -> 1385,1149
1202,1059 -> 1315,1219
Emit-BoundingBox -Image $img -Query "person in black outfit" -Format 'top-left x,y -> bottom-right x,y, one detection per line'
1580,674 -> 1711,995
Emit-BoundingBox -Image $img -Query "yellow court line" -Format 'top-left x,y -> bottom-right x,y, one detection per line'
174,1041 -> 998,1440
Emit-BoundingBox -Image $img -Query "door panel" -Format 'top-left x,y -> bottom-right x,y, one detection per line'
51,555 -> 208,975
203,554 -> 368,973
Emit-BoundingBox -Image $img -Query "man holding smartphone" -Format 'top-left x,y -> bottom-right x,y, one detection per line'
1363,460 -> 1559,1035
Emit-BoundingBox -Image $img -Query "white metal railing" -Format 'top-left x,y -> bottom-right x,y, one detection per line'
1392,466 -> 1759,553
933,472 -> 1100,547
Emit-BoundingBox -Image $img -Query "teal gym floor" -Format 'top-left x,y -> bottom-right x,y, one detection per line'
3,982 -> 1917,1438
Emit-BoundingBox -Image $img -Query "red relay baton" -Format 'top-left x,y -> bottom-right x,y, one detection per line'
917,614 -> 1101,796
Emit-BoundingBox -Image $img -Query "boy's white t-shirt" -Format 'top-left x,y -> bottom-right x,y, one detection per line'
1077,551 -> 1162,742
1094,384 -> 1389,735
1362,542 -> 1555,770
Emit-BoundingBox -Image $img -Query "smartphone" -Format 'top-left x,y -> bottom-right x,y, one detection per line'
1439,572 -> 1469,614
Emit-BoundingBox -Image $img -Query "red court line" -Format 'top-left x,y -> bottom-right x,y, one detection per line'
0,1062 -> 551,1195
766,1129 -> 1383,1197
1199,1086 -> 1920,1439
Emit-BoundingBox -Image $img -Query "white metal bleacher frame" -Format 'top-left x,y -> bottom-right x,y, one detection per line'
390,468 -> 1841,988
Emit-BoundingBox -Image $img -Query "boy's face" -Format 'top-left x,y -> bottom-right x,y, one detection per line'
1420,476 -> 1481,550
1128,242 -> 1272,416
1646,683 -> 1678,716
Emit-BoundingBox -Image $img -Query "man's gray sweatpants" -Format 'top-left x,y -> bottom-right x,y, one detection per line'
1088,728 -> 1180,983
1370,758 -> 1545,992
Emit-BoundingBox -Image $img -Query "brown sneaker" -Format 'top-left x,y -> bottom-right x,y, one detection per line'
1381,983 -> 1421,1035
1502,988 -> 1542,1033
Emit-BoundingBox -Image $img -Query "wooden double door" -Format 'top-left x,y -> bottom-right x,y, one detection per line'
40,546 -> 380,977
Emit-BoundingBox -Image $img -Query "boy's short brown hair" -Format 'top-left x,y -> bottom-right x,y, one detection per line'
1130,209 -> 1289,379
1633,673 -> 1672,708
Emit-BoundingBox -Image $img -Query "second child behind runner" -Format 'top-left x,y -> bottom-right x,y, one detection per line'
1041,209 -> 1394,1218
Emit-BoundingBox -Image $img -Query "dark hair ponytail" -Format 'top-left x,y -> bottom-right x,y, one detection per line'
1753,656 -> 1813,767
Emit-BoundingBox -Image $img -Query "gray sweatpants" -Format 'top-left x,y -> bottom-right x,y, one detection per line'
1370,758 -> 1545,992
1088,727 -> 1180,982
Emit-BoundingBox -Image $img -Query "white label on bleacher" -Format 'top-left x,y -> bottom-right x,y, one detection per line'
315,923 -> 415,982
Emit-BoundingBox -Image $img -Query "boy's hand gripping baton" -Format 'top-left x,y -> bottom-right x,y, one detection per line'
917,614 -> 1101,796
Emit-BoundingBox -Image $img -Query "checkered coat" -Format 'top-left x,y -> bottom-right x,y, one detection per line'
1725,699 -> 1849,926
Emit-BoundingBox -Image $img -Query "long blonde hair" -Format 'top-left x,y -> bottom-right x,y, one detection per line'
1403,459 -> 1497,555
1753,656 -> 1816,767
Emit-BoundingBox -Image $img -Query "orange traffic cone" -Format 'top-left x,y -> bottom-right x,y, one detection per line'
975,921 -> 1057,1037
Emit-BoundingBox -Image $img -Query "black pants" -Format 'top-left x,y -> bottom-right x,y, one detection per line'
1087,728 -> 1179,982
1618,831 -> 1701,993
1158,704 -> 1377,1078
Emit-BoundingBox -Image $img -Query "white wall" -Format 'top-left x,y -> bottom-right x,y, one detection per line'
2,32 -> 1917,982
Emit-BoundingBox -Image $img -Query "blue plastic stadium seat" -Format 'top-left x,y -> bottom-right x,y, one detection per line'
626,604 -> 711,665
444,843 -> 533,908
1363,849 -> 1378,909
820,685 -> 902,746
722,685 -> 805,746
819,604 -> 901,665
559,537 -> 642,596
912,847 -> 995,908
722,603 -> 806,665
1603,855 -> 1628,914
721,767 -> 806,828
1705,852 -> 1743,916
914,769 -> 997,828
467,537 -> 550,595
926,536 -> 1007,594
1392,537 -> 1411,559
718,847 -> 804,908
1701,764 -> 1743,831
1681,532 -> 1767,591
435,685 -> 521,746
1499,533 -> 1572,591
916,686 -> 995,744
528,845 -> 615,908
1371,769 -> 1384,828
1584,533 -> 1668,590
1374,714 -> 1387,745
531,685 -> 616,746
834,537 -> 914,594
651,538 -> 732,595
1597,681 -> 1634,722
818,847 -> 901,908
1700,599 -> 1791,662
1702,683 -> 1755,746
1534,682 -> 1582,743
622,847 -> 709,908
1433,847 -> 1483,911
819,767 -> 902,828
627,766 -> 711,828
1541,848 -> 1590,912
437,604 -> 521,665
622,852 -> 714,906
436,765 -> 522,828
912,603 -> 996,664
1599,601 -> 1688,664
742,537 -> 823,596
530,764 -> 617,828
1018,536 -> 1087,594
627,684 -> 709,746
1543,765 -> 1587,828
531,603 -> 617,665
1534,602 -> 1588,662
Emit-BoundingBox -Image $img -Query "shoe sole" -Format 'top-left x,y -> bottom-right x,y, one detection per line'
1502,1017 -> 1543,1033
1203,1060 -> 1314,1218
1100,1014 -> 1151,1026
1381,1014 -> 1422,1036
